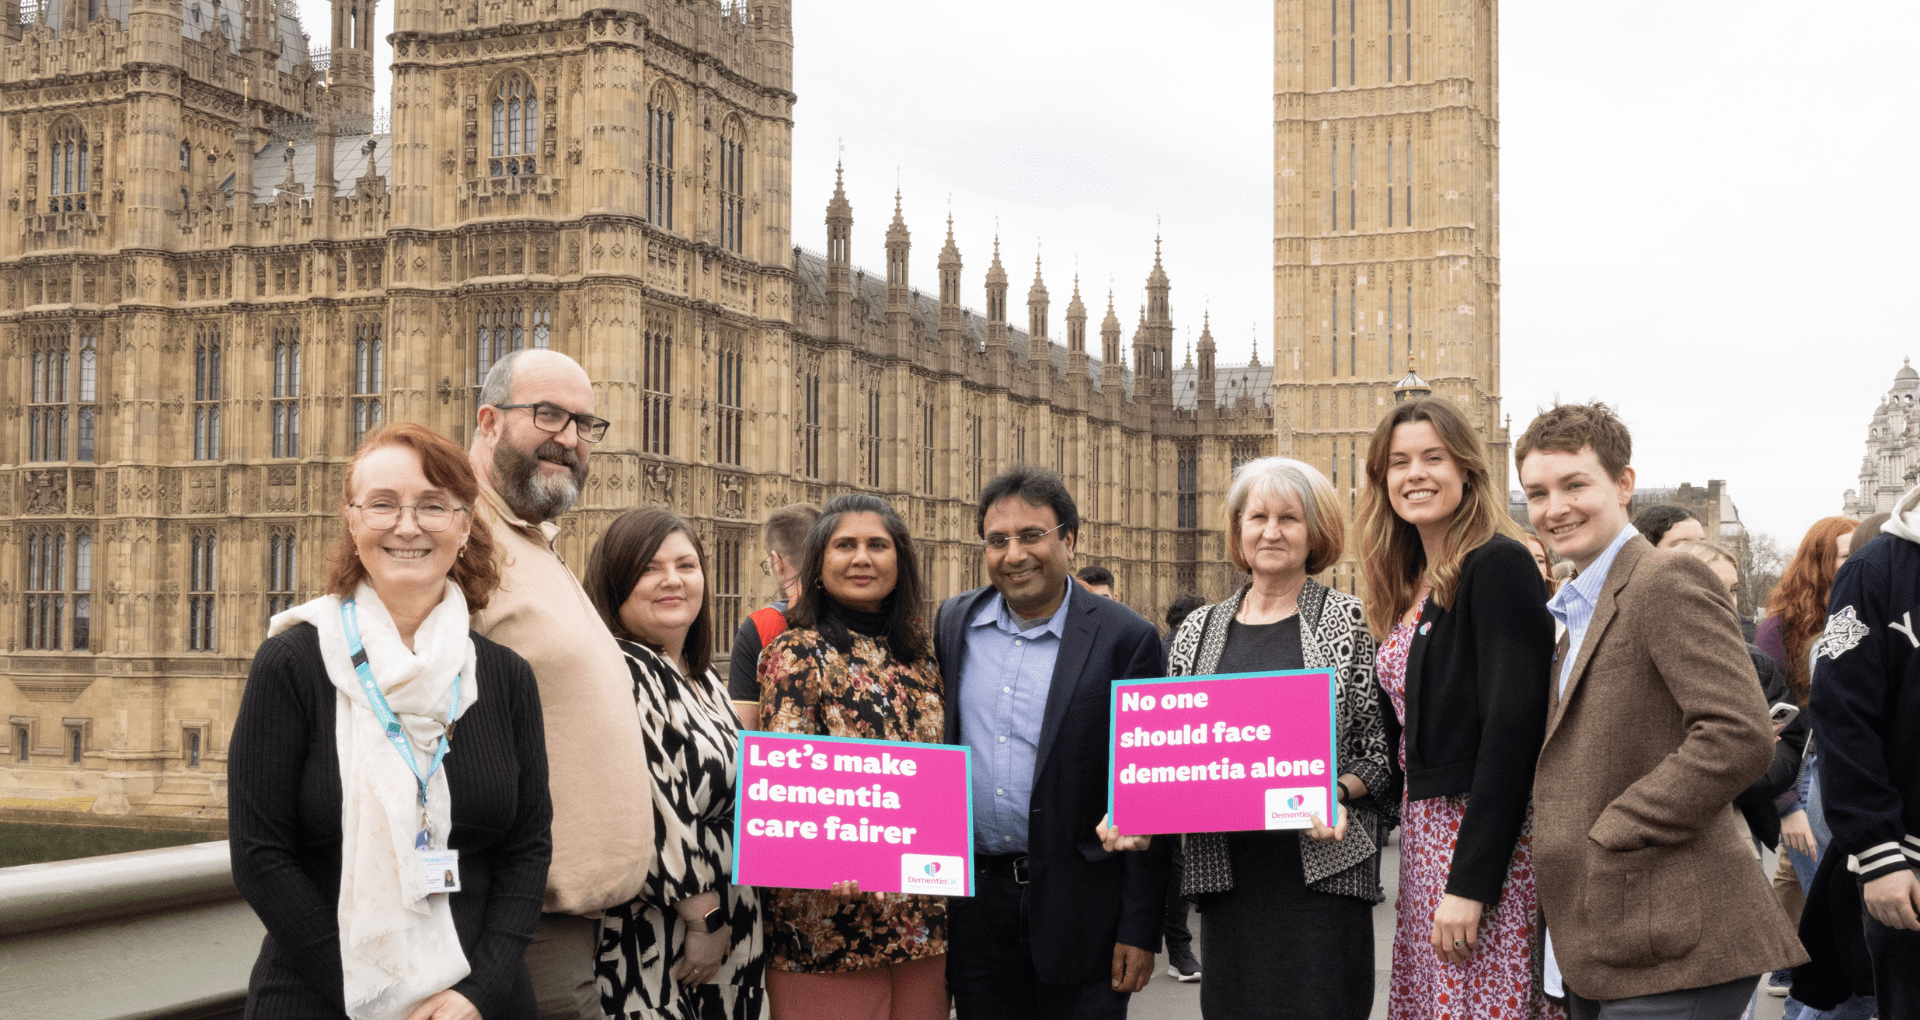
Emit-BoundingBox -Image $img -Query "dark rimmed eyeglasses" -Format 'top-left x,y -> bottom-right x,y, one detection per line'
493,402 -> 611,443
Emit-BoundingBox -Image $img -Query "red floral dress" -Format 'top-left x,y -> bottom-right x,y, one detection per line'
1379,606 -> 1563,1020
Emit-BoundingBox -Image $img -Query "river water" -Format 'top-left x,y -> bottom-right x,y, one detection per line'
0,822 -> 217,868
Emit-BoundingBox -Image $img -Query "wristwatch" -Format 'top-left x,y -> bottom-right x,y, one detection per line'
697,904 -> 727,934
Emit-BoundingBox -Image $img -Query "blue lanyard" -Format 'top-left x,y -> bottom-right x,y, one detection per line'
341,600 -> 460,842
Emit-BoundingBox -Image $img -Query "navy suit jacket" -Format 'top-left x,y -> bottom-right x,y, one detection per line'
935,582 -> 1171,984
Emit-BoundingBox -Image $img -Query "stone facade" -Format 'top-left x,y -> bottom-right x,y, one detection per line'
1842,360 -> 1920,516
1270,0 -> 1506,593
0,0 -> 1297,824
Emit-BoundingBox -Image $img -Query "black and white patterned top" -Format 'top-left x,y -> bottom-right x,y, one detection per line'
1170,580 -> 1394,903
596,640 -> 767,1020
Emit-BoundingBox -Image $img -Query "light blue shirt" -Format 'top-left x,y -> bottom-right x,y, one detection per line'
1540,523 -> 1636,996
1546,524 -> 1638,696
958,579 -> 1075,854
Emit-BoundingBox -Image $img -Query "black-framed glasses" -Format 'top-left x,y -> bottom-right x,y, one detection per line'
494,402 -> 611,443
981,522 -> 1067,551
351,500 -> 470,532
758,555 -> 776,577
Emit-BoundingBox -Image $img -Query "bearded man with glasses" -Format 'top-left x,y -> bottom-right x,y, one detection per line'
465,349 -> 651,1020
934,466 -> 1171,1020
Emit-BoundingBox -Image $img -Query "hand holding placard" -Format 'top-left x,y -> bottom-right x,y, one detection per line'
734,732 -> 974,896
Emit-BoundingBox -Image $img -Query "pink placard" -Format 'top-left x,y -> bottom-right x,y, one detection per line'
733,732 -> 974,897
1108,670 -> 1338,835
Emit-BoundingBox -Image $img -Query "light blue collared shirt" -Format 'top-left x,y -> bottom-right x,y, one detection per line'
1546,524 -> 1639,697
958,579 -> 1076,854
1540,523 -> 1637,996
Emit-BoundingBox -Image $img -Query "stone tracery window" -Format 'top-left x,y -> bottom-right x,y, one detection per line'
353,317 -> 384,448
646,87 -> 677,230
719,118 -> 746,254
48,119 -> 89,213
473,296 -> 552,382
490,74 -> 539,177
272,321 -> 301,457
193,323 -> 222,460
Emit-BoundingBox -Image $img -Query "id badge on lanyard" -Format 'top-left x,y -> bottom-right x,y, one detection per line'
342,600 -> 463,893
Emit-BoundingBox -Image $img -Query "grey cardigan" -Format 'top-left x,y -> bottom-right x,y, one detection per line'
1169,579 -> 1393,903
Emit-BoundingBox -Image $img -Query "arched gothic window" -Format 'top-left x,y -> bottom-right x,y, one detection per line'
719,118 -> 746,254
180,141 -> 192,172
193,323 -> 221,460
48,120 -> 89,212
646,88 -> 677,229
490,75 -> 539,177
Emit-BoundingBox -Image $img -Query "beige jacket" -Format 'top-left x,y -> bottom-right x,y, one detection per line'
469,484 -> 651,915
1533,536 -> 1806,1000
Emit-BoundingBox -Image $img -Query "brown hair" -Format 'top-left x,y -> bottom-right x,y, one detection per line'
1513,401 -> 1634,482
583,508 -> 715,675
1355,397 -> 1523,641
763,503 -> 822,560
1765,515 -> 1860,704
326,422 -> 502,610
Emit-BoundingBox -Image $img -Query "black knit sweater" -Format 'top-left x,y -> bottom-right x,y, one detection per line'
227,623 -> 553,1019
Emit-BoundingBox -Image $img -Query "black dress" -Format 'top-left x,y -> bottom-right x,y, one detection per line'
227,624 -> 553,1019
1198,616 -> 1375,1020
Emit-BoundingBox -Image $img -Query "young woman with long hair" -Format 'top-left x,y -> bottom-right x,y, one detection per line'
1354,398 -> 1561,1020
1758,516 -> 1860,704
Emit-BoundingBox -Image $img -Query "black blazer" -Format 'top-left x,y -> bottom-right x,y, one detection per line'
1735,644 -> 1810,850
1382,533 -> 1554,905
935,582 -> 1171,985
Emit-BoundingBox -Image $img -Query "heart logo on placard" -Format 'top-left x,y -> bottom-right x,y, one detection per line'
923,862 -> 942,877
1286,795 -> 1306,810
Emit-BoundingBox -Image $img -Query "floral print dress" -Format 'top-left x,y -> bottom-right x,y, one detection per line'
1379,604 -> 1563,1020
597,640 -> 767,1020
756,626 -> 948,974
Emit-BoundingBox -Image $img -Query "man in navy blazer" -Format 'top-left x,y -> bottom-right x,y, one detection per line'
937,467 -> 1171,1019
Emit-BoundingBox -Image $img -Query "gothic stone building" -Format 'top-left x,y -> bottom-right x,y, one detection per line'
1843,360 -> 1920,517
0,0 -> 1290,824
1270,0 -> 1507,591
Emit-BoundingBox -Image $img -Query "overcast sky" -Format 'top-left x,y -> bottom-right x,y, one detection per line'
316,0 -> 1917,544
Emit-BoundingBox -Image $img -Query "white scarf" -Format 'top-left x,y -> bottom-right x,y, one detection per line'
1880,480 -> 1920,547
271,582 -> 479,1020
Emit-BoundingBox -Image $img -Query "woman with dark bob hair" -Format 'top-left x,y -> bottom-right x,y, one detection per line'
583,507 -> 766,1020
229,422 -> 553,1020
756,493 -> 949,1020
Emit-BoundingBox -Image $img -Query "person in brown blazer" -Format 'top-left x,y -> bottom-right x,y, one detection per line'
1515,402 -> 1807,1020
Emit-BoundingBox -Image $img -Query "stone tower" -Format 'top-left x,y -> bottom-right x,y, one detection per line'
1271,0 -> 1505,591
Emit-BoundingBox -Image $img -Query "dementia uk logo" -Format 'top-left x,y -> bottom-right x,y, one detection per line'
900,854 -> 964,894
1265,787 -> 1328,829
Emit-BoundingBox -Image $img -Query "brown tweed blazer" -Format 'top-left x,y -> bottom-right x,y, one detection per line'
1533,535 -> 1807,1001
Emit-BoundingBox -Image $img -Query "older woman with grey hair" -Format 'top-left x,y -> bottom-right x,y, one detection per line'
1169,456 -> 1391,1020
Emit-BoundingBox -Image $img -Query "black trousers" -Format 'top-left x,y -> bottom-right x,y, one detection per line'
1162,849 -> 1193,956
1865,907 -> 1920,1020
948,866 -> 1129,1020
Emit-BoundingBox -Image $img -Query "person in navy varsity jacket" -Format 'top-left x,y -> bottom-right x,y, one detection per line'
1810,480 -> 1920,1018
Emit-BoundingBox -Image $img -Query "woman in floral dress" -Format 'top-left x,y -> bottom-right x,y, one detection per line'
585,508 -> 766,1020
1354,398 -> 1562,1020
756,493 -> 948,1020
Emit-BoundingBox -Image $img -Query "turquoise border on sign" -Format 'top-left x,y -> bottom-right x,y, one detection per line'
1105,668 -> 1341,834
729,730 -> 975,898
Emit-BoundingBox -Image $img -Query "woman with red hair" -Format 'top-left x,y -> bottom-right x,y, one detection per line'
1759,516 -> 1862,705
1757,515 -> 1867,1014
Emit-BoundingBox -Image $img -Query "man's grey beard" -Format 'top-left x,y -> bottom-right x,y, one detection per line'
494,440 -> 586,524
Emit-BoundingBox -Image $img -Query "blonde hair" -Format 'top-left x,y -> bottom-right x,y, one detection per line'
1224,457 -> 1345,575
1355,397 -> 1524,641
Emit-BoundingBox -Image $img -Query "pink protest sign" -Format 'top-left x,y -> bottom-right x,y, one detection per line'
733,732 -> 973,897
1108,669 -> 1338,835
